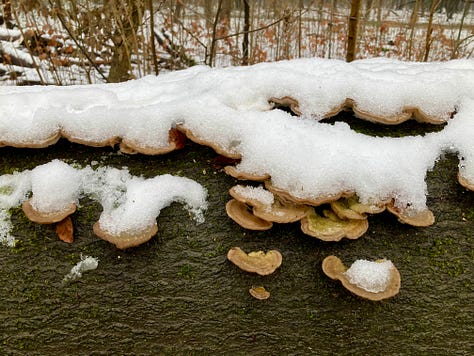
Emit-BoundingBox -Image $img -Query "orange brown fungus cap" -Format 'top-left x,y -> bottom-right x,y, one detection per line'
227,246 -> 282,276
56,216 -> 74,243
249,286 -> 270,300
225,199 -> 272,230
264,180 -> 350,207
268,96 -> 302,116
330,196 -> 386,220
93,221 -> 158,250
224,166 -> 270,181
4,131 -> 61,149
119,128 -> 186,155
253,198 -> 311,223
22,199 -> 77,224
386,202 -> 435,227
458,172 -> 474,191
61,130 -> 120,148
300,208 -> 368,241
322,255 -> 401,301
177,125 -> 241,159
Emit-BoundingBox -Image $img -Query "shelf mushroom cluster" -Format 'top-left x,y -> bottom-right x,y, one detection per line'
225,183 -> 435,242
6,160 -> 208,250
227,246 -> 282,300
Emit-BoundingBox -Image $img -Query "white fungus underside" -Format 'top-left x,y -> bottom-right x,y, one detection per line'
344,259 -> 394,293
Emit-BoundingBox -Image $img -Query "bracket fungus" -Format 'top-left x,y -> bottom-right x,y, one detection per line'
22,199 -> 77,224
225,199 -> 273,230
253,198 -> 311,224
458,172 -> 474,191
249,286 -> 271,300
300,208 -> 368,241
224,166 -> 270,181
322,255 -> 401,301
386,202 -> 435,227
330,196 -> 386,220
264,180 -> 351,207
119,128 -> 186,155
268,96 -> 302,116
93,221 -> 159,250
227,247 -> 282,276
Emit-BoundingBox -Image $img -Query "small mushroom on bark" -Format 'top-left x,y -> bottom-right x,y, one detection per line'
227,246 -> 282,276
22,199 -> 77,224
386,202 -> 435,227
458,172 -> 474,191
268,96 -> 302,116
56,216 -> 74,243
322,255 -> 401,301
264,180 -> 350,207
300,208 -> 368,241
226,199 -> 273,230
330,196 -> 386,220
119,128 -> 186,155
229,185 -> 274,208
224,166 -> 270,181
3,131 -> 61,149
249,286 -> 270,300
253,198 -> 311,223
93,221 -> 158,250
177,125 -> 241,159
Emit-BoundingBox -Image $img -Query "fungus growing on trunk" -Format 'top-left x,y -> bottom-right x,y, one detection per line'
177,126 -> 241,159
227,246 -> 282,276
330,196 -> 386,220
22,199 -> 77,224
322,255 -> 401,301
249,286 -> 270,300
253,198 -> 311,223
56,216 -> 74,243
119,128 -> 186,155
458,172 -> 474,191
268,96 -> 302,116
386,202 -> 435,227
264,180 -> 351,207
225,199 -> 273,230
93,221 -> 158,250
224,166 -> 270,181
300,208 -> 368,241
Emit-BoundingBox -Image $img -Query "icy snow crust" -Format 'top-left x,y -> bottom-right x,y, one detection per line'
0,160 -> 208,245
344,259 -> 395,293
1,58 -> 474,214
63,254 -> 99,282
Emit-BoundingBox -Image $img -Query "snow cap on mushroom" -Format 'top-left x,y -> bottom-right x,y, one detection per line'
322,255 -> 401,301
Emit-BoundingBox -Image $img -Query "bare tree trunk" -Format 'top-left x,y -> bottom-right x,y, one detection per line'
451,0 -> 471,59
148,0 -> 159,75
407,0 -> 419,60
108,0 -> 143,83
346,0 -> 361,62
423,0 -> 440,62
242,0 -> 250,65
208,0 -> 223,67
297,0 -> 303,58
204,0 -> 213,28
2,0 -> 12,28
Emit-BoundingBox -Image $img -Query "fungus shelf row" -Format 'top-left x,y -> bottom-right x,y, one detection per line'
225,181 -> 436,243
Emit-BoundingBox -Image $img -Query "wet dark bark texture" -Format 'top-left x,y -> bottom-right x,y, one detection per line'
0,113 -> 473,354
